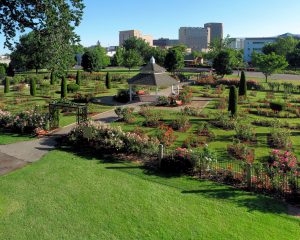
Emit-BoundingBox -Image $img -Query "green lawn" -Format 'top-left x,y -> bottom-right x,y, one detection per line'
0,132 -> 34,145
0,150 -> 299,239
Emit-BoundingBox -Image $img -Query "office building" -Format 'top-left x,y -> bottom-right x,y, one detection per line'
153,38 -> 179,48
119,30 -> 153,46
244,37 -> 277,62
179,27 -> 210,51
204,23 -> 223,42
229,38 -> 245,50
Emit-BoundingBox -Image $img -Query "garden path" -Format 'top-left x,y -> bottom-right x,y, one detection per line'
0,83 -> 208,175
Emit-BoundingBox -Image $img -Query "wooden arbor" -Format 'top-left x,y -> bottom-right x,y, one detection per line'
49,99 -> 88,130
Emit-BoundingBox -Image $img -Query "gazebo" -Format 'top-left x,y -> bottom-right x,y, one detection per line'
127,57 -> 180,102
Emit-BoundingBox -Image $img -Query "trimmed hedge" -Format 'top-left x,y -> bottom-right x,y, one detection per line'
67,83 -> 80,93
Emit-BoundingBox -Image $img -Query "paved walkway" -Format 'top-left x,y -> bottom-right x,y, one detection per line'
0,84 -> 199,176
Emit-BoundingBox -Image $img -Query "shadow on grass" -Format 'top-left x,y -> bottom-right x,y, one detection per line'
59,146 -> 299,217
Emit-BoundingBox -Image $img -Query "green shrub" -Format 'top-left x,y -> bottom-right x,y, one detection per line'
115,107 -> 135,123
270,101 -> 285,112
238,71 -> 247,96
61,76 -> 67,98
67,83 -> 80,93
228,86 -> 238,116
170,114 -> 190,131
156,96 -> 169,106
105,72 -> 111,89
50,71 -> 56,85
30,77 -> 37,96
4,77 -> 10,93
114,89 -> 130,103
76,71 -> 81,86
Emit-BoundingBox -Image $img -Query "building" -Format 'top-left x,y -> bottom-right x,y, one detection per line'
204,23 -> 223,42
153,38 -> 179,48
229,38 -> 245,50
0,55 -> 10,65
119,30 -> 153,46
244,37 -> 277,62
179,27 -> 210,52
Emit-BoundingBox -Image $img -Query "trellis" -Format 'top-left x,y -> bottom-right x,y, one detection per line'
49,99 -> 88,130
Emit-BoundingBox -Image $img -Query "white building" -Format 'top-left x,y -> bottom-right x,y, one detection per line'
0,55 -> 10,65
244,37 -> 276,62
229,38 -> 245,50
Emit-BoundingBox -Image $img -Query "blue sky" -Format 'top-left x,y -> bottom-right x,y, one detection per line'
1,0 -> 300,54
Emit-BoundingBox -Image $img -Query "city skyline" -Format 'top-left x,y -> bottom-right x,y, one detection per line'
1,0 -> 300,54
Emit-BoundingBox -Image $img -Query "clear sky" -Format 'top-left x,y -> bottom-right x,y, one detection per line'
1,0 -> 300,54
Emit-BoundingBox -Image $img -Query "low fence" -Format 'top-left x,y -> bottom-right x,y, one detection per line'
160,146 -> 300,198
197,160 -> 300,197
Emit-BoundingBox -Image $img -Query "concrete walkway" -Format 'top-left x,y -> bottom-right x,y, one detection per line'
0,84 -> 196,175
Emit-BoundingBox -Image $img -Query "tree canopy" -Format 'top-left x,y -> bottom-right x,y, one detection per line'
212,50 -> 233,78
122,49 -> 143,71
0,0 -> 84,49
81,46 -> 110,72
252,52 -> 288,82
164,48 -> 184,72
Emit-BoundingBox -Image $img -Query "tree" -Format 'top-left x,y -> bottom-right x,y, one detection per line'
287,49 -> 300,69
123,49 -> 143,71
10,31 -> 48,73
81,46 -> 110,72
252,52 -> 288,82
0,1 -> 85,49
111,47 -> 124,66
50,71 -> 56,85
238,71 -> 247,97
30,78 -> 37,96
212,50 -> 233,78
0,64 -> 6,79
61,76 -> 67,98
164,48 -> 184,72
206,35 -> 233,62
228,86 -> 238,116
76,71 -> 81,86
4,77 -> 10,94
262,37 -> 299,57
6,63 -> 14,77
123,37 -> 150,63
105,72 -> 111,89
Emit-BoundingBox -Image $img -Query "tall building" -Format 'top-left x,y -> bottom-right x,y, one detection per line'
153,38 -> 179,48
204,23 -> 223,42
119,30 -> 153,47
243,37 -> 277,62
179,27 -> 210,52
229,38 -> 245,50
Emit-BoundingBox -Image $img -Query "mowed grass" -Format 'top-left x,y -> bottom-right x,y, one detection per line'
0,150 -> 300,240
0,132 -> 34,145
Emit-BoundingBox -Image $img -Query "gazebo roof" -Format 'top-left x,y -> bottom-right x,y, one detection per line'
128,57 -> 179,87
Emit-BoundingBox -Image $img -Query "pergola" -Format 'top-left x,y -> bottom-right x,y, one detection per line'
127,57 -> 180,102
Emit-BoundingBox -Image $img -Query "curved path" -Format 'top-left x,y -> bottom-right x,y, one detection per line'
0,84 -> 208,175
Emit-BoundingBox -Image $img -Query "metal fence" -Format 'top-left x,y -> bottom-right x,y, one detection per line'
196,160 -> 300,197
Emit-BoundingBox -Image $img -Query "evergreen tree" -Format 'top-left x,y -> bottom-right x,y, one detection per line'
238,71 -> 247,97
228,86 -> 238,116
61,76 -> 67,98
105,72 -> 111,89
76,70 -> 81,85
4,77 -> 10,93
50,71 -> 56,85
30,77 -> 36,96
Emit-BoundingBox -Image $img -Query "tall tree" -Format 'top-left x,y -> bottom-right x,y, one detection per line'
10,31 -> 48,73
0,1 -> 85,49
76,71 -> 81,86
228,86 -> 238,117
212,50 -> 233,78
123,37 -> 150,63
105,72 -> 111,89
4,77 -> 10,94
164,48 -> 184,72
30,77 -> 37,96
122,49 -> 143,71
238,71 -> 247,97
287,49 -> 300,69
252,52 -> 288,82
61,76 -> 67,98
81,46 -> 110,72
111,47 -> 124,66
